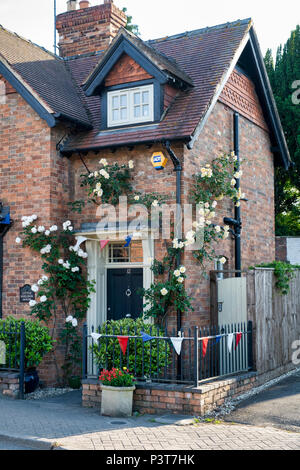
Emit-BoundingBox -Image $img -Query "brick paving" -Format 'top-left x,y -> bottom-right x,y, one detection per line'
0,392 -> 299,450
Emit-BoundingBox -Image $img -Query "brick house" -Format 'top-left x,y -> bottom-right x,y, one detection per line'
0,0 -> 291,384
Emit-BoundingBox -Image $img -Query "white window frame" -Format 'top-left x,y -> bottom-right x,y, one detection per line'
107,84 -> 154,128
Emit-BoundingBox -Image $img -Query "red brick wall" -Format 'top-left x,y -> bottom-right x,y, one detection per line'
182,99 -> 275,328
56,2 -> 127,58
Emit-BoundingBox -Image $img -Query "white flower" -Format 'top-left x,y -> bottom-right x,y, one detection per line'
40,295 -> 47,303
94,171 -> 99,177
29,300 -> 37,307
172,239 -> 179,249
186,230 -> 195,240
231,179 -> 236,187
45,230 -> 50,236
178,242 -> 185,249
177,277 -> 184,283
63,261 -> 71,270
72,267 -> 80,273
15,237 -> 21,244
72,318 -> 78,328
40,245 -> 52,255
31,227 -> 37,234
160,288 -> 168,296
212,201 -> 218,209
215,225 -> 221,233
78,249 -> 88,259
38,226 -> 45,233
180,266 -> 186,274
58,259 -> 64,265
88,173 -> 94,178
174,270 -> 181,278
68,226 -> 73,232
50,225 -> 57,232
204,202 -> 210,209
63,221 -> 72,230
220,257 -> 227,265
42,275 -> 48,281
31,284 -> 39,293
37,279 -> 44,286
99,158 -> 108,167
152,200 -> 159,207
100,169 -> 110,179
66,316 -> 73,323
134,195 -> 140,201
128,160 -> 134,169
32,215 -> 37,221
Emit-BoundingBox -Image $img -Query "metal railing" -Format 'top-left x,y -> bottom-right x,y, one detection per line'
0,321 -> 25,399
82,321 -> 253,387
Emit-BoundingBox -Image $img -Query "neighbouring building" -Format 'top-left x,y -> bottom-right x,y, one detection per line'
0,0 -> 291,384
276,237 -> 300,265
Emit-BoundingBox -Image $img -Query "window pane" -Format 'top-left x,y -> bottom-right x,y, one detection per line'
134,106 -> 141,118
142,104 -> 149,117
120,108 -> 127,120
112,109 -> 119,121
109,244 -> 130,263
142,91 -> 149,103
134,93 -> 141,105
112,96 -> 119,108
120,94 -> 127,107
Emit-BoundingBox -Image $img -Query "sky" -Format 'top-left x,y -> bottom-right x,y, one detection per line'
0,0 -> 298,58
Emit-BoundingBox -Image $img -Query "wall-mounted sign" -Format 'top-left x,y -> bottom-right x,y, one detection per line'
0,341 -> 5,365
20,285 -> 35,303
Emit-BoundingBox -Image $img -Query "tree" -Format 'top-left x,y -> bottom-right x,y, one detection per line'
264,26 -> 300,236
122,7 -> 140,36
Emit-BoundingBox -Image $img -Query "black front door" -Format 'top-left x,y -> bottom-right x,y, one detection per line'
107,268 -> 143,321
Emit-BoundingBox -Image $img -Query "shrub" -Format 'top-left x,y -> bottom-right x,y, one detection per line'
0,317 -> 54,370
91,318 -> 171,379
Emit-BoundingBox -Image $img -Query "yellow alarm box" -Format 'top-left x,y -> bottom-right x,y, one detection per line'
151,152 -> 168,171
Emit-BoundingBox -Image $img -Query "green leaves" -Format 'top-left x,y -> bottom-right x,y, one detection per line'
252,261 -> 300,295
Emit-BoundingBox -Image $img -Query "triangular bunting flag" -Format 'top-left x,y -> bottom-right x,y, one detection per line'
91,333 -> 102,342
235,333 -> 243,350
170,337 -> 184,356
202,338 -> 209,357
141,332 -> 155,343
227,334 -> 234,353
215,335 -> 222,344
100,240 -> 109,250
74,236 -> 87,252
117,336 -> 129,356
124,235 -> 133,248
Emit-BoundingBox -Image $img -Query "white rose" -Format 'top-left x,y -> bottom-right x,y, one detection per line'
220,257 -> 227,265
174,270 -> 181,278
58,259 -> 64,265
99,158 -> 108,167
29,300 -> 37,307
45,230 -> 50,236
66,316 -> 73,323
15,237 -> 21,244
31,284 -> 39,293
177,277 -> 184,283
38,226 -> 45,233
40,295 -> 47,303
215,226 -> 221,233
160,288 -> 168,296
31,227 -> 37,234
134,195 -> 140,201
72,318 -> 78,328
180,266 -> 186,274
50,225 -> 57,232
128,160 -> 134,169
152,200 -> 159,207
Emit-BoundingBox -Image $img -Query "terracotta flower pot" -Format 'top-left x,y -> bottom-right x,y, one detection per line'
101,385 -> 136,417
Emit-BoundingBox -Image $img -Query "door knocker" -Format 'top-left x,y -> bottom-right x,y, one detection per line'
126,289 -> 132,297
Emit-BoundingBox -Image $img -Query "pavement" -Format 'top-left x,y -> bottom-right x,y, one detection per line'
0,371 -> 299,450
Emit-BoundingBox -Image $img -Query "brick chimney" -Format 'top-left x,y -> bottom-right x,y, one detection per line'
56,0 -> 127,58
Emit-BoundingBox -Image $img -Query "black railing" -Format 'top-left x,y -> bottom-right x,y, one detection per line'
82,321 -> 253,387
0,321 -> 25,399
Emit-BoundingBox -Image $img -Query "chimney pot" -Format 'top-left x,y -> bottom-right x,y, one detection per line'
67,0 -> 77,11
79,0 -> 90,8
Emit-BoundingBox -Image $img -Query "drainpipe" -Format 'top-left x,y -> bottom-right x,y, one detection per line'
163,141 -> 183,332
224,112 -> 242,277
0,224 -> 12,319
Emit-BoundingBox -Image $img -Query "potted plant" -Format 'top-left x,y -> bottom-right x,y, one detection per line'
0,317 -> 54,394
99,367 -> 136,417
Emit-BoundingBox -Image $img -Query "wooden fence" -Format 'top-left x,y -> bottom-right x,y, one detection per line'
247,268 -> 300,374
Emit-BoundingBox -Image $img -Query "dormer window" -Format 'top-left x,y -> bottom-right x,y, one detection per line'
107,84 -> 154,127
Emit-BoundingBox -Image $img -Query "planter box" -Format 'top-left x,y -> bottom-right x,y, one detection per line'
101,385 -> 136,417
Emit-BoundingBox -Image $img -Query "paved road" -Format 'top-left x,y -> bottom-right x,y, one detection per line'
224,370 -> 300,433
0,438 -> 38,450
0,372 -> 299,450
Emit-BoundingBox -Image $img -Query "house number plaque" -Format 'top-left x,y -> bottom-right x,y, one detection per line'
20,284 -> 35,303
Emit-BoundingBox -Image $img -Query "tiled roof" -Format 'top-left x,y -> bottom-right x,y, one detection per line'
0,26 -> 91,128
62,18 -> 252,152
